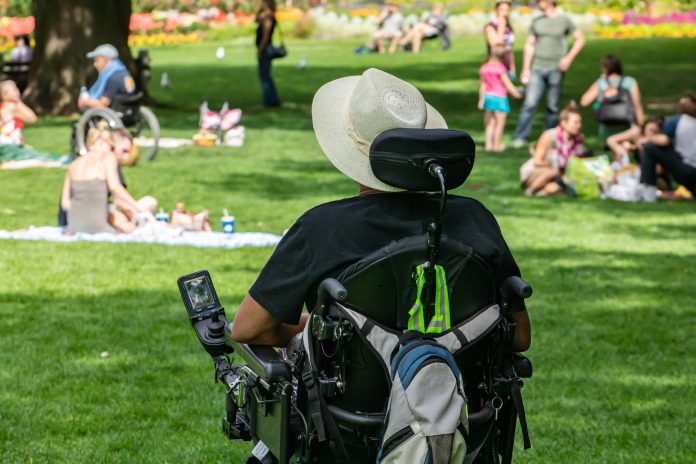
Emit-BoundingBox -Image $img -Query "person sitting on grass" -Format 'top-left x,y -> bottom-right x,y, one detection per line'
478,43 -> 522,152
400,4 -> 447,54
373,4 -> 404,55
60,123 -> 153,235
520,102 -> 587,197
606,115 -> 663,170
0,80 -> 37,146
580,54 -> 644,149
639,93 -> 696,202
106,128 -> 159,232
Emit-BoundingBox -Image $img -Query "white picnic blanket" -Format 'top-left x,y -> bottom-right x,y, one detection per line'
0,226 -> 282,249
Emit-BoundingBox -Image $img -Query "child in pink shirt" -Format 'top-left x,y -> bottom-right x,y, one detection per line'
478,43 -> 522,151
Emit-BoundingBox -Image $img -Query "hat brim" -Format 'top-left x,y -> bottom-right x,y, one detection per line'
312,75 -> 447,192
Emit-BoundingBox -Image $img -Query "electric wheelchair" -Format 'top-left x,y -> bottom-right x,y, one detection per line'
179,128 -> 533,463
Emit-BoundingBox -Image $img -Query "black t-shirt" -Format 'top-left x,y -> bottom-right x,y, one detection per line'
103,69 -> 135,101
249,193 -> 525,325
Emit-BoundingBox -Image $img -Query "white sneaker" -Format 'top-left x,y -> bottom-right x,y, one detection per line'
640,184 -> 657,202
512,139 -> 526,149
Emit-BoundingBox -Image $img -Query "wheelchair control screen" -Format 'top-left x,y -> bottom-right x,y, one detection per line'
178,270 -> 221,322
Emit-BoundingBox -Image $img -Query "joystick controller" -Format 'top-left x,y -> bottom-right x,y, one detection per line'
178,270 -> 233,356
207,309 -> 226,340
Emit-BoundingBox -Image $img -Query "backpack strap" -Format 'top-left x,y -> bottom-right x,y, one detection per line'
505,362 -> 532,450
336,303 -> 502,371
435,304 -> 502,355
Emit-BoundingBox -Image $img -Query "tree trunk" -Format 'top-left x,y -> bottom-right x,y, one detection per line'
24,0 -> 133,116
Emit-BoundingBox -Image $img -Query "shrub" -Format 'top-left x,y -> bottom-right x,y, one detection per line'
293,14 -> 316,39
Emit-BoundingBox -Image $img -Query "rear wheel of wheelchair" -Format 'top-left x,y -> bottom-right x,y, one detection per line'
75,107 -> 124,156
130,106 -> 160,162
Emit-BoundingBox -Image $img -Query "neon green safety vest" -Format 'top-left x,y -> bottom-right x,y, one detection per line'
408,263 -> 451,333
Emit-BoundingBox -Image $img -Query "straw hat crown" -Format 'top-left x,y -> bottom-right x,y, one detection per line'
312,68 -> 446,191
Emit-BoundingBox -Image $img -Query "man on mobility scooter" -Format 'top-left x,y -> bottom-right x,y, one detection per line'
180,68 -> 532,464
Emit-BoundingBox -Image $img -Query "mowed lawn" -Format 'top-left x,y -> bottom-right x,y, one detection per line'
1,37 -> 696,463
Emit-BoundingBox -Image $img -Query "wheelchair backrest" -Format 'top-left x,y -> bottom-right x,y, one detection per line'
337,234 -> 497,330
316,235 -> 498,416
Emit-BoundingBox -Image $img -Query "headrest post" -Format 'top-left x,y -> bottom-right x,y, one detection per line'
422,161 -> 448,327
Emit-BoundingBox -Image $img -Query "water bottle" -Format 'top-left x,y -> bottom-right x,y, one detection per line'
221,209 -> 235,234
79,86 -> 89,111
156,207 -> 169,223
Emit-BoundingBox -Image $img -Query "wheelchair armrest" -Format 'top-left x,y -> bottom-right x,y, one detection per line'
513,353 -> 533,379
500,276 -> 532,300
317,278 -> 347,308
224,323 -> 291,383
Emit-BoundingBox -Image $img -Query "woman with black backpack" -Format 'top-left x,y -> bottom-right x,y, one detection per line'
580,54 -> 644,148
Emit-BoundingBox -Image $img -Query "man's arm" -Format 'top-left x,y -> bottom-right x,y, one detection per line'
558,29 -> 585,72
78,96 -> 111,109
520,34 -> 536,84
512,310 -> 531,352
231,294 -> 309,346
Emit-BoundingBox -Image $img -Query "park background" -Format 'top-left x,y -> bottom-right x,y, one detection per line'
1,0 -> 695,462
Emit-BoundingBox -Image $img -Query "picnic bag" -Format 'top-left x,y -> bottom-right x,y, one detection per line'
595,77 -> 634,125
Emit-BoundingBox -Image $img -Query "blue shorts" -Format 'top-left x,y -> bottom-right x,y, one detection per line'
483,93 -> 510,113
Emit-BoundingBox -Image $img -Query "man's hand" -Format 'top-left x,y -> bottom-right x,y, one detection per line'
77,97 -> 89,108
520,68 -> 530,85
558,56 -> 573,72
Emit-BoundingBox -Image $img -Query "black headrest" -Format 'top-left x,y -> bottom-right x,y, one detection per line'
369,128 -> 475,192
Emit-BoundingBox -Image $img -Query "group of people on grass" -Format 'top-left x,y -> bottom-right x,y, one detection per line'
477,0 -> 695,200
368,3 -> 449,55
0,42 -> 216,235
2,0 -> 695,240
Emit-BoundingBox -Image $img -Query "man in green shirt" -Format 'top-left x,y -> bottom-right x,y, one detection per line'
513,0 -> 585,147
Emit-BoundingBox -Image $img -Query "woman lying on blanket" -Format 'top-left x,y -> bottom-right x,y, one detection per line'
60,122 -> 157,235
520,102 -> 588,197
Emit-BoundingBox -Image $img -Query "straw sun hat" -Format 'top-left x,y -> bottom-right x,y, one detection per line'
312,68 -> 447,192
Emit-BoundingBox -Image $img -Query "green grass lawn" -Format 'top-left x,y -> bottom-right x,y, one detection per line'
1,37 -> 696,463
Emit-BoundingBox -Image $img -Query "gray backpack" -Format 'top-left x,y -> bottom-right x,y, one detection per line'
315,302 -> 503,464
377,334 -> 468,463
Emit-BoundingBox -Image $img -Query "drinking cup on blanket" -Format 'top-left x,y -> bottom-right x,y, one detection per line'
221,209 -> 235,234
156,208 -> 169,223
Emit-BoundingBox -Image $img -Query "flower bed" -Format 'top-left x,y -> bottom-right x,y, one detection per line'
1,7 -> 695,50
595,23 -> 696,39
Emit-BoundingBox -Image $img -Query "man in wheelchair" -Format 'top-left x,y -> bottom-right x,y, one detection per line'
71,44 -> 159,161
180,69 -> 532,464
78,44 -> 136,110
